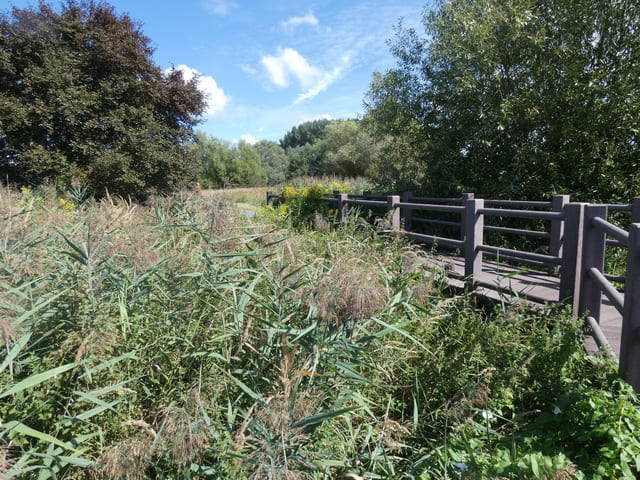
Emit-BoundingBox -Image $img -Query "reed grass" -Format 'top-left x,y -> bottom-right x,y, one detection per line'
0,184 -> 637,479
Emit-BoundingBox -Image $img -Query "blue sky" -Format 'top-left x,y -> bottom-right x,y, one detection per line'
8,0 -> 430,144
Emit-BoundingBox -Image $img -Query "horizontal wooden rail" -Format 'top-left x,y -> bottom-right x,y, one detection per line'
411,217 -> 461,228
411,196 -> 462,203
345,199 -> 387,207
604,273 -> 626,284
484,199 -> 552,208
398,202 -> 465,213
606,239 -> 626,247
607,204 -> 633,212
586,316 -> 613,351
481,251 -> 553,269
404,232 -> 464,249
479,245 -> 562,266
479,208 -> 564,221
587,267 -> 624,314
484,225 -> 550,238
591,216 -> 629,245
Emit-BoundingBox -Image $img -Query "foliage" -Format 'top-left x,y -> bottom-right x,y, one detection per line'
0,1 -> 205,199
286,143 -> 325,179
366,0 -> 640,202
194,131 -> 266,188
266,183 -> 329,228
254,140 -> 289,185
320,120 -> 382,178
280,120 -> 337,179
279,119 -> 334,151
1,184 -> 639,479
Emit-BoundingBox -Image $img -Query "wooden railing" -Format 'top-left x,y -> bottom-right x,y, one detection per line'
267,190 -> 640,391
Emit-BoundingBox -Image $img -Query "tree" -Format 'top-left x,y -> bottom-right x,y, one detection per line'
286,143 -> 323,178
254,140 -> 288,185
194,132 -> 266,188
0,1 -> 205,198
279,119 -> 332,150
319,120 -> 382,178
365,0 -> 640,201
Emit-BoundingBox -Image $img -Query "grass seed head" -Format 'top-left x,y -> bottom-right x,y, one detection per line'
312,258 -> 387,326
156,405 -> 209,467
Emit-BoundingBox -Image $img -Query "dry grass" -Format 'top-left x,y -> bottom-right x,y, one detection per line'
93,420 -> 157,480
0,442 -> 17,477
235,392 -> 317,480
201,186 -> 270,207
312,257 -> 388,325
156,406 -> 209,467
93,435 -> 154,480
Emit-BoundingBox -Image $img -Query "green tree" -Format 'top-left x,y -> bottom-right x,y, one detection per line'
0,1 -> 204,198
280,119 -> 335,178
366,0 -> 640,201
194,132 -> 265,188
286,143 -> 324,178
320,119 -> 381,178
279,119 -> 332,150
254,140 -> 288,185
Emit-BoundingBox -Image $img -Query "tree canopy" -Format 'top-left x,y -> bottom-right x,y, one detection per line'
279,119 -> 333,151
0,1 -> 205,198
366,0 -> 640,201
320,120 -> 380,178
194,132 -> 266,188
254,140 -> 288,185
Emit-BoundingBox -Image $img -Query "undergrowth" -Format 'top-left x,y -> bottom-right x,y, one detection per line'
0,184 -> 638,479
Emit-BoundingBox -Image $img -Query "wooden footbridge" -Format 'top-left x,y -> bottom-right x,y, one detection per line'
267,191 -> 640,391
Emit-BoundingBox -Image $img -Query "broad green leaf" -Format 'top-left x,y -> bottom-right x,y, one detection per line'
0,363 -> 76,398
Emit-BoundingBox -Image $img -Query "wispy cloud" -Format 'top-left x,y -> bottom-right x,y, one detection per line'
260,48 -> 348,103
168,65 -> 230,117
202,0 -> 236,15
281,12 -> 319,31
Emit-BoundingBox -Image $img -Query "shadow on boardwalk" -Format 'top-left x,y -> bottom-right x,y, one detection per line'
419,252 -> 623,360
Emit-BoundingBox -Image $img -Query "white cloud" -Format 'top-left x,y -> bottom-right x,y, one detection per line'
168,64 -> 230,117
281,12 -> 319,30
238,133 -> 257,145
261,48 -> 346,102
202,0 -> 236,15
241,64 -> 258,76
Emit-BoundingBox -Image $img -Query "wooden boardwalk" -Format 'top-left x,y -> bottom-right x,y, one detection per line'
422,253 -> 622,359
269,190 -> 640,389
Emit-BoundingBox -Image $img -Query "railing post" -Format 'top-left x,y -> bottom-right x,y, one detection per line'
387,195 -> 400,231
362,190 -> 371,218
460,193 -> 474,240
401,192 -> 412,231
266,191 -> 274,206
559,203 -> 585,311
620,223 -> 640,392
578,205 -> 607,321
632,197 -> 640,224
464,198 -> 484,287
550,194 -> 570,259
333,190 -> 340,210
337,193 -> 348,223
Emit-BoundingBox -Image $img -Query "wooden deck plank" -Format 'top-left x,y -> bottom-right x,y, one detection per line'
419,253 -> 622,359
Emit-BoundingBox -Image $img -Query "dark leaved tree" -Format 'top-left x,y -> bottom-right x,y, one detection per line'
0,1 -> 205,198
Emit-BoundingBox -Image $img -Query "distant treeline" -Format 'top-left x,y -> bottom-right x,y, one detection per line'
194,118 -> 383,188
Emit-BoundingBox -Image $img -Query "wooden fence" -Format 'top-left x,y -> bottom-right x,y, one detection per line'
267,190 -> 640,391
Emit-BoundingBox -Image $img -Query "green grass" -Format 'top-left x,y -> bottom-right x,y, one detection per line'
0,184 -> 638,480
